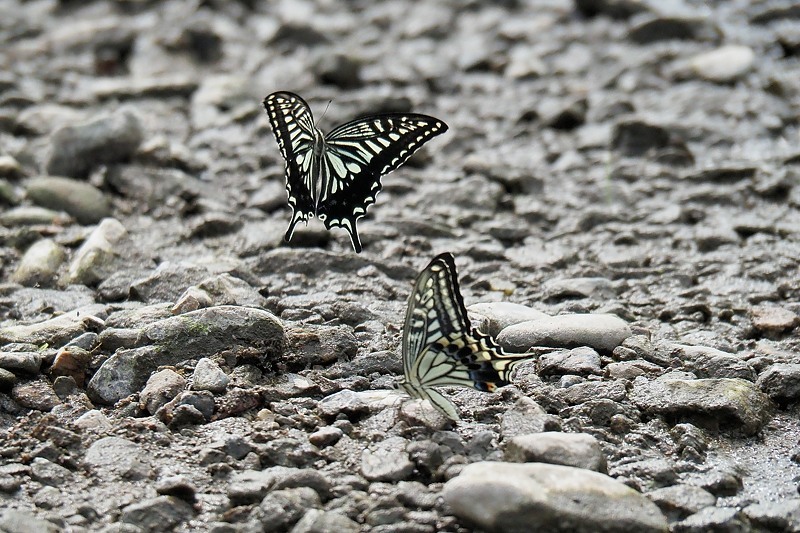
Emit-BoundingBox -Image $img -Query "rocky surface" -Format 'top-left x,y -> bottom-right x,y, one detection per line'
1,0 -> 799,531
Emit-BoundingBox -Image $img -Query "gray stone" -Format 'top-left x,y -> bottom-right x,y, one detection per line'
467,302 -> 550,337
0,368 -> 15,391
628,16 -> 720,44
26,176 -> 111,225
87,346 -> 161,404
0,351 -> 42,374
743,499 -> 800,532
646,485 -> 717,520
30,457 -> 72,486
539,347 -> 603,376
0,206 -> 68,226
74,409 -> 113,431
361,436 -> 415,482
156,475 -> 198,503
543,277 -> 615,300
255,487 -> 321,530
12,239 -> 66,287
611,120 -> 671,157
170,285 -> 213,315
290,509 -> 359,533
443,462 -> 668,533
228,467 -> 332,505
0,303 -> 107,346
159,390 -> 215,427
318,389 -> 370,418
500,397 -> 562,438
285,325 -> 358,367
751,306 -> 798,334
505,432 -> 607,473
46,109 -> 143,179
308,426 -> 343,448
498,313 -> 631,353
91,306 -> 283,404
120,495 -> 194,532
630,377 -> 772,436
0,510 -> 60,533
687,45 -> 755,83
11,378 -> 60,411
84,437 -> 152,480
140,369 -> 186,415
672,506 -> 748,533
0,154 -> 23,179
606,360 -> 664,380
130,262 -> 215,303
670,344 -> 756,381
191,357 -> 229,393
65,218 -> 129,285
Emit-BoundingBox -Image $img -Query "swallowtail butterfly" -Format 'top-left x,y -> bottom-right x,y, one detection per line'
397,253 -> 536,421
263,91 -> 448,253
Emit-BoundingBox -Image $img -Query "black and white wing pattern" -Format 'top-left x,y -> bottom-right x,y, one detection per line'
398,253 -> 536,421
263,91 -> 448,253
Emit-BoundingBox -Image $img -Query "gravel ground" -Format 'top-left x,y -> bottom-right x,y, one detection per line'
1,0 -> 800,531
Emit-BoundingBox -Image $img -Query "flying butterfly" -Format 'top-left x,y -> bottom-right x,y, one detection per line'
263,91 -> 448,253
397,253 -> 536,421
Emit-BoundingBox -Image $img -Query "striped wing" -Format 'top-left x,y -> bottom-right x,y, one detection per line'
263,92 -> 319,241
319,115 -> 448,252
400,253 -> 536,420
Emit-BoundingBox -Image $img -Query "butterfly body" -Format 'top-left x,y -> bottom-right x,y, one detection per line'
399,253 -> 536,420
263,91 -> 448,252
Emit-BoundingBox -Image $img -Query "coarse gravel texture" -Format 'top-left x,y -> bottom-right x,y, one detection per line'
1,0 -> 800,532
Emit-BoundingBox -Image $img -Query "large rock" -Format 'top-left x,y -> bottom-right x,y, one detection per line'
88,305 -> 284,404
498,313 -> 631,353
443,462 -> 668,532
630,376 -> 773,436
46,109 -> 143,178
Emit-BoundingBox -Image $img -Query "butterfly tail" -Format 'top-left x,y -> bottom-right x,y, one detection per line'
284,210 -> 309,242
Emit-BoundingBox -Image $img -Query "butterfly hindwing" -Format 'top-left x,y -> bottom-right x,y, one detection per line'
263,92 -> 447,252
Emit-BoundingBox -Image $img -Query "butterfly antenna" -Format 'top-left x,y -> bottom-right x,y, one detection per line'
320,99 -> 333,122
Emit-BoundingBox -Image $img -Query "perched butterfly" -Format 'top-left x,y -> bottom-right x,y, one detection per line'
397,253 -> 536,421
263,91 -> 448,253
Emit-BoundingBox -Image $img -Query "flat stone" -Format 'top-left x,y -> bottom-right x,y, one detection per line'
672,506 -> 748,533
543,277 -> 615,300
11,379 -> 60,411
120,495 -> 195,531
255,487 -> 321,530
361,436 -> 415,482
630,376 -> 773,436
498,313 -> 631,353
646,485 -> 717,520
0,303 -> 107,346
743,499 -> 800,531
26,176 -> 111,225
65,218 -> 129,285
11,239 -> 66,287
0,206 -> 68,226
30,457 -> 72,487
756,363 -> 800,401
687,45 -> 755,83
505,432 -> 607,473
46,109 -> 143,179
228,467 -> 332,505
84,437 -> 151,480
0,510 -> 60,533
443,462 -> 668,533
0,351 -> 42,374
291,509 -> 359,533
751,306 -> 798,333
467,302 -> 550,337
539,347 -> 603,376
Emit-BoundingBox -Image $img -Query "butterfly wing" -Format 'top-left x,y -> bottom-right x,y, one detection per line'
400,253 -> 537,420
319,114 -> 447,252
263,91 -> 320,241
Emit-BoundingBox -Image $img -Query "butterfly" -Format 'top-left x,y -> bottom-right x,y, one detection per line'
263,91 -> 448,253
397,253 -> 536,421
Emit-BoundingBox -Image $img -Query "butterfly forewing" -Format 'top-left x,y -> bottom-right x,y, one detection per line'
263,92 -> 321,240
